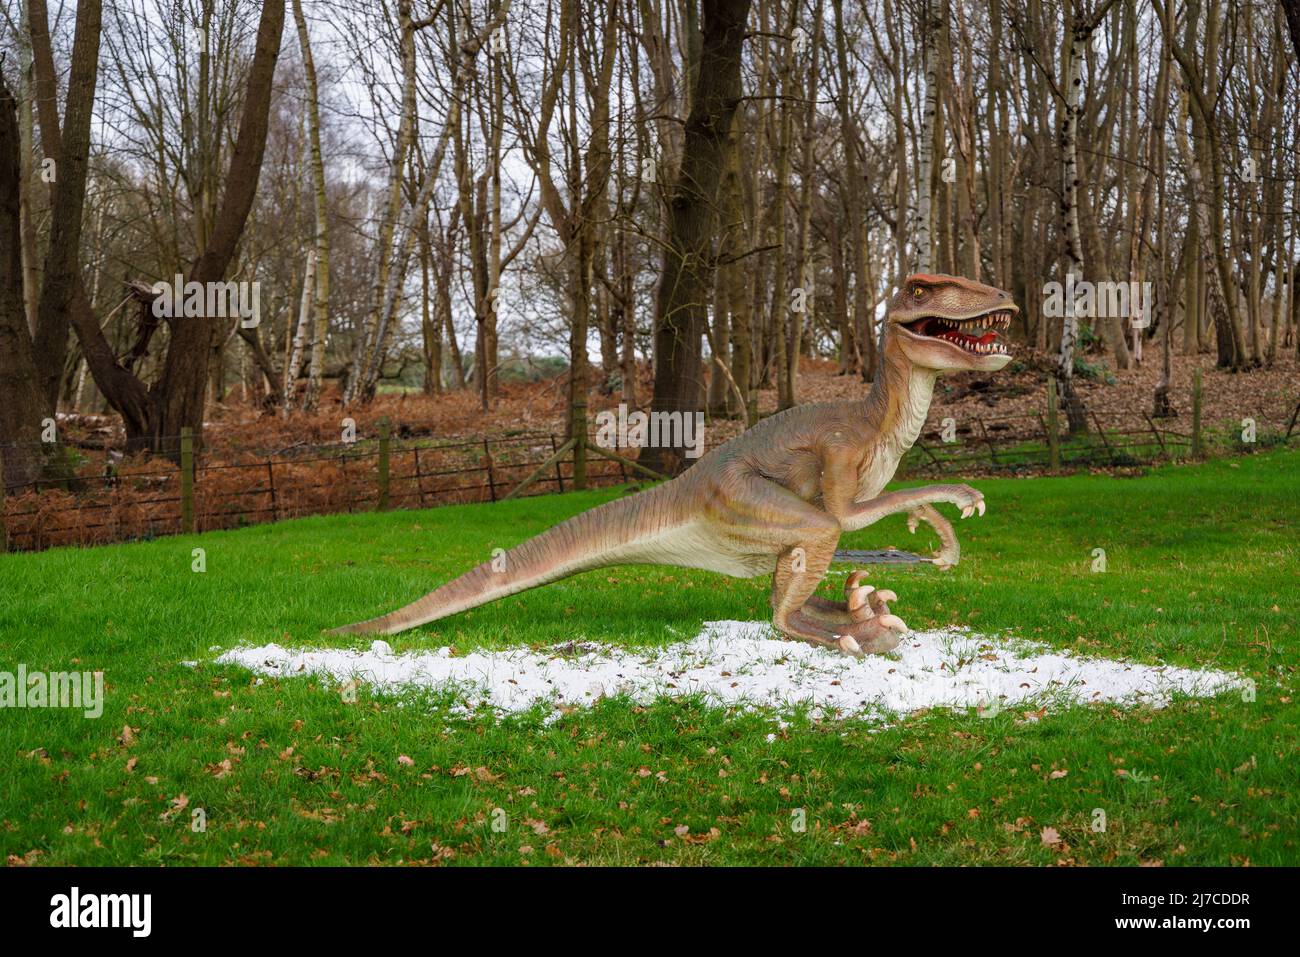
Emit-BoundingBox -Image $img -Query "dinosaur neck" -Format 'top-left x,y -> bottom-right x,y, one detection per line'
862,332 -> 938,458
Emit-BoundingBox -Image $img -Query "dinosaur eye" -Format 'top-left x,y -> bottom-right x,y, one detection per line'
912,285 -> 925,299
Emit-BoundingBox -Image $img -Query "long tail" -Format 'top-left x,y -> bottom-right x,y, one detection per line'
327,485 -> 676,636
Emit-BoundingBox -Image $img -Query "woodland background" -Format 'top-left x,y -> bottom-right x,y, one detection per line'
1,0 -> 1298,490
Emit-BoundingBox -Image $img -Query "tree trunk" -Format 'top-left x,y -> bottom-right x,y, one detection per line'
147,0 -> 285,452
419,226 -> 442,395
283,250 -> 316,412
786,0 -> 823,406
29,0 -> 103,411
348,0 -> 417,403
832,0 -> 870,378
913,0 -> 941,274
0,68 -> 52,490
770,0 -> 796,410
642,0 -> 752,475
1056,15 -> 1097,435
720,121 -> 754,423
293,0 -> 332,412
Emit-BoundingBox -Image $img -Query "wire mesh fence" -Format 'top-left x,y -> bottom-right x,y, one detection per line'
2,399 -> 1296,554
902,405 -> 1298,476
0,428 -> 648,553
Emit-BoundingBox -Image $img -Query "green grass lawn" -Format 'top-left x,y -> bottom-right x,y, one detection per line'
1,450 -> 1296,866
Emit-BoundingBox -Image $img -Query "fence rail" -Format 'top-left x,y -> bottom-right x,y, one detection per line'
0,423 -> 671,553
2,391 -> 1297,555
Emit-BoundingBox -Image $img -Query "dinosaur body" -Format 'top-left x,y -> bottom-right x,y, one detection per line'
333,274 -> 1017,656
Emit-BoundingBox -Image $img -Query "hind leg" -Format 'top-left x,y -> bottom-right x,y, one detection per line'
717,478 -> 903,657
803,571 -> 908,649
770,536 -> 843,651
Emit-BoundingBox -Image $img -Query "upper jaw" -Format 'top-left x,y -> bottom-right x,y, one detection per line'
895,306 -> 1016,358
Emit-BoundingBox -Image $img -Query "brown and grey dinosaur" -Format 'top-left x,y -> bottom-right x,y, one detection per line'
332,273 -> 1017,656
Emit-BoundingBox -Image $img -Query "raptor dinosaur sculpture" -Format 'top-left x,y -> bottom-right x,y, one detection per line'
332,274 -> 1017,657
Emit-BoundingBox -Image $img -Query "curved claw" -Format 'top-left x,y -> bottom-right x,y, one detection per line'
836,634 -> 864,657
868,588 -> 897,616
876,613 -> 907,634
844,614 -> 908,654
847,585 -> 875,618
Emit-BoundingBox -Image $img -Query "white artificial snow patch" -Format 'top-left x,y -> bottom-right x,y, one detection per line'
215,621 -> 1240,723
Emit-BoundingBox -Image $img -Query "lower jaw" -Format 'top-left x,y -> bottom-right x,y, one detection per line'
928,335 -> 1008,358
952,343 -> 1008,358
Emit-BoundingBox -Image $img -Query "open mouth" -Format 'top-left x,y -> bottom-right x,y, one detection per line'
901,310 -> 1014,357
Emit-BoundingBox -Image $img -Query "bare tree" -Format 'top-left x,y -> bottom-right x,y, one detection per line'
291,0 -> 331,410
641,0 -> 752,476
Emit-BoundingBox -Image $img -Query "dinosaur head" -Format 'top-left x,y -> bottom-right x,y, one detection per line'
886,273 -> 1018,373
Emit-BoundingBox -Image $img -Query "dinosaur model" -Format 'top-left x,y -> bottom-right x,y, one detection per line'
332,274 -> 1017,656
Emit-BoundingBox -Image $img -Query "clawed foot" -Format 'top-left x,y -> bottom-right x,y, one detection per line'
833,570 -> 908,657
780,570 -> 908,657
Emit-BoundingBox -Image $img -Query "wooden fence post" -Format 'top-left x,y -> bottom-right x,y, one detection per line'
1090,411 -> 1117,465
1046,378 -> 1061,472
413,448 -> 426,506
180,427 -> 195,533
1191,369 -> 1203,458
550,434 -> 565,491
377,417 -> 391,511
340,453 -> 353,513
266,461 -> 277,519
1142,412 -> 1168,457
503,436 -> 578,501
583,442 -> 667,481
483,438 -> 497,502
976,417 -> 998,465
